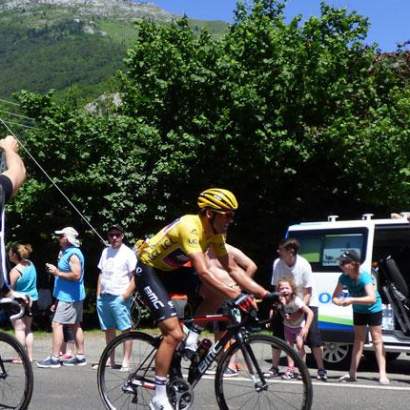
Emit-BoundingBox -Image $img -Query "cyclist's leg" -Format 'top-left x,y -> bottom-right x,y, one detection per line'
157,316 -> 184,376
136,262 -> 181,409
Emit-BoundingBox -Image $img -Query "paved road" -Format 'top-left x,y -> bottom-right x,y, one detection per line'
25,333 -> 410,409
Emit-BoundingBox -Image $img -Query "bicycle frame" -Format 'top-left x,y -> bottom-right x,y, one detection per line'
185,313 -> 267,389
126,310 -> 268,394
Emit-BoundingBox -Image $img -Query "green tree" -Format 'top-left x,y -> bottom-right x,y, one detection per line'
5,0 -> 410,275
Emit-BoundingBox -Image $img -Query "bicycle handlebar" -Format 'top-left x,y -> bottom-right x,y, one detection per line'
0,297 -> 27,321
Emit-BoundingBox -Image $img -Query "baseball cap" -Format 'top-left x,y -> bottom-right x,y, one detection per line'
107,224 -> 124,234
54,227 -> 80,247
338,250 -> 360,264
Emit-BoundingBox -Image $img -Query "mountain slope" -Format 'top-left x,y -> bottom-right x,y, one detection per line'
0,1 -> 228,101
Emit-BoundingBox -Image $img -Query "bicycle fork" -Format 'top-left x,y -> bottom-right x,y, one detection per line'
239,337 -> 268,392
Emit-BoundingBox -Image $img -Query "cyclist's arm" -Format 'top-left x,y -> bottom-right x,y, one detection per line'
218,253 -> 268,299
190,252 -> 240,299
228,245 -> 257,278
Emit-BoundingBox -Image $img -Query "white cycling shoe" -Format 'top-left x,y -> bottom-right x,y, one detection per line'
149,396 -> 174,410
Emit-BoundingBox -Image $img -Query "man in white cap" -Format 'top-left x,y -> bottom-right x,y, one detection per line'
37,227 -> 86,368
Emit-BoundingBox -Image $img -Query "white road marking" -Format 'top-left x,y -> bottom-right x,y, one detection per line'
312,381 -> 410,391
200,375 -> 410,391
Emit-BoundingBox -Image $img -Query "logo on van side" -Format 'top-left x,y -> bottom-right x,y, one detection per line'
319,292 -> 332,304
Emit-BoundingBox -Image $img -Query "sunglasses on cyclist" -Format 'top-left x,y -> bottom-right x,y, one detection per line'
211,210 -> 235,219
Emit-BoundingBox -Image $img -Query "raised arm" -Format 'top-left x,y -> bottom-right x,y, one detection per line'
228,245 -> 257,277
218,252 -> 268,299
0,135 -> 26,195
190,252 -> 240,300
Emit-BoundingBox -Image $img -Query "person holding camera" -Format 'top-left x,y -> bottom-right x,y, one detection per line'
0,135 -> 27,298
37,227 -> 86,368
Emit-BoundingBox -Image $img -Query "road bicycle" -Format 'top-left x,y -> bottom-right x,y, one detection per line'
97,295 -> 313,410
0,297 -> 34,410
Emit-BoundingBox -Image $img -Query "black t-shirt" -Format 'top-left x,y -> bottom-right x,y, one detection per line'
0,175 -> 13,203
0,175 -> 13,292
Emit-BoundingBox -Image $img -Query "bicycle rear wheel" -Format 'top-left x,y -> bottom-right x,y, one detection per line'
130,296 -> 143,329
0,331 -> 33,410
215,334 -> 312,410
97,331 -> 159,410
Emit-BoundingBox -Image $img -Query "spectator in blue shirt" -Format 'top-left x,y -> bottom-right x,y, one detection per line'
37,227 -> 86,368
332,250 -> 389,385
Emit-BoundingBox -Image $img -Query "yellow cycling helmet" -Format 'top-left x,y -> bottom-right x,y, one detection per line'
197,188 -> 238,211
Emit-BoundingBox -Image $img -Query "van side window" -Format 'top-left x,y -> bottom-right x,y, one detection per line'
291,228 -> 368,272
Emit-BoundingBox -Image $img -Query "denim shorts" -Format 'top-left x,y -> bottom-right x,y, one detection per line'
97,294 -> 132,331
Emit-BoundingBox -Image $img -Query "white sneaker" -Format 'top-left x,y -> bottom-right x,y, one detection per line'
149,396 -> 174,410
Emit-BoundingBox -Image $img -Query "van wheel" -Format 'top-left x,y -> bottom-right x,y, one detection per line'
322,342 -> 352,369
386,352 -> 401,361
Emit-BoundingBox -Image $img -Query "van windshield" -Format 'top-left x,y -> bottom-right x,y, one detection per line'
289,228 -> 368,272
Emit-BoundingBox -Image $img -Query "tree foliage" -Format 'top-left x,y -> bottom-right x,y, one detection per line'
4,0 -> 410,274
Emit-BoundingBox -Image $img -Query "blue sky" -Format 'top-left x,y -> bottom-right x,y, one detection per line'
150,1 -> 409,51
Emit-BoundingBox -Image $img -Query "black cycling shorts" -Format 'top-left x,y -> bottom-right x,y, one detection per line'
353,311 -> 382,326
136,262 -> 199,323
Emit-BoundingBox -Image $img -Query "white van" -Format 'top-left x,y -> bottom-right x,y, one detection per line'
287,212 -> 410,368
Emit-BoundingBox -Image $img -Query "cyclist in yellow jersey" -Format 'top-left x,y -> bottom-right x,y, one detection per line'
135,188 -> 271,410
139,214 -> 227,271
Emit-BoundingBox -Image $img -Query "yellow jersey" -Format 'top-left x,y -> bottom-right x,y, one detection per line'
138,214 -> 227,271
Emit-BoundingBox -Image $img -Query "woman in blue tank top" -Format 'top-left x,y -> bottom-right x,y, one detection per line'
8,242 -> 38,362
332,250 -> 389,385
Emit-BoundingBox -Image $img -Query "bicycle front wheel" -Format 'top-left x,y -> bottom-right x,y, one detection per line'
0,331 -> 33,410
97,331 -> 159,410
215,334 -> 313,410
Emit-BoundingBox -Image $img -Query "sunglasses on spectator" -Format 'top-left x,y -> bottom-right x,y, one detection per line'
108,232 -> 123,238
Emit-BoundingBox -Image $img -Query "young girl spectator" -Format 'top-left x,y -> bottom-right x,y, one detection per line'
276,277 -> 313,380
8,242 -> 38,362
332,250 -> 389,385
